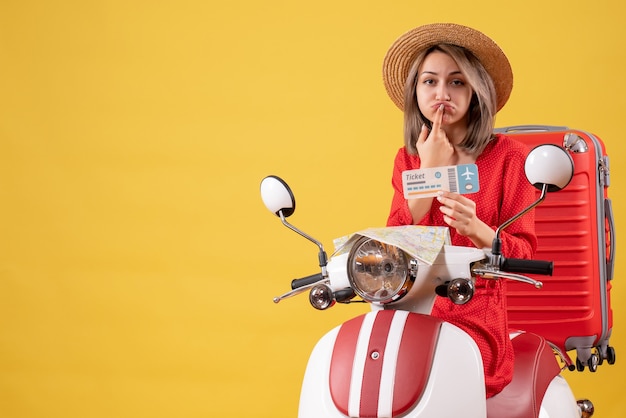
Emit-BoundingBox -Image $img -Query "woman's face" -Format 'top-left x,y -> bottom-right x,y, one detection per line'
416,50 -> 473,129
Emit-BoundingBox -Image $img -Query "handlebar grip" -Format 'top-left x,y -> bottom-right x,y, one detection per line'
291,273 -> 324,289
501,258 -> 553,276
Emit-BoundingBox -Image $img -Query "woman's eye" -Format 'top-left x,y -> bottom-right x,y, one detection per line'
451,79 -> 465,86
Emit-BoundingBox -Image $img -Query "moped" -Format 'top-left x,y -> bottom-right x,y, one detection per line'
260,144 -> 594,418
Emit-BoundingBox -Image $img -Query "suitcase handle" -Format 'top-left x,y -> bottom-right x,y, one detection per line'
606,198 -> 615,281
494,125 -> 569,133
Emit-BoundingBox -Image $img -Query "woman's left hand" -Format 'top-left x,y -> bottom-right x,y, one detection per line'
436,191 -> 495,248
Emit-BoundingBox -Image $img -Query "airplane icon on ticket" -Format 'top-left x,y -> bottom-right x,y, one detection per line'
461,166 -> 475,181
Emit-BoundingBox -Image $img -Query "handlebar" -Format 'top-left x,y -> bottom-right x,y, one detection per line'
501,258 -> 553,276
291,273 -> 324,289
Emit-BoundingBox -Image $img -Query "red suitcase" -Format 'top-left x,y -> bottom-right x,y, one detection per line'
496,125 -> 616,371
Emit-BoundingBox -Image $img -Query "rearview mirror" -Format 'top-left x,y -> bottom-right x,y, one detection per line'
525,144 -> 574,192
260,175 -> 296,218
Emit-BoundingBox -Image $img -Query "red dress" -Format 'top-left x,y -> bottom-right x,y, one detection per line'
386,133 -> 537,398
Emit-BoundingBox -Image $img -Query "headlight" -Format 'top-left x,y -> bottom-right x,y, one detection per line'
347,236 -> 415,304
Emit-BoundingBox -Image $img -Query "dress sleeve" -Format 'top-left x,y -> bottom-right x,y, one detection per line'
386,148 -> 415,227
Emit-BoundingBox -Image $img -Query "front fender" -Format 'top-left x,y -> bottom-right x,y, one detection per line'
299,310 -> 486,418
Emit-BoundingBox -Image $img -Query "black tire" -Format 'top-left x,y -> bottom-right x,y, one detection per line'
607,346 -> 616,365
588,354 -> 599,372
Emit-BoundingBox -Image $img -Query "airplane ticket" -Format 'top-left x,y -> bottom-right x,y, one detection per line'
402,164 -> 480,199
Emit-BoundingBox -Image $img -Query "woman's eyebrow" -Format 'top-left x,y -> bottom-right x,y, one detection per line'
420,70 -> 463,76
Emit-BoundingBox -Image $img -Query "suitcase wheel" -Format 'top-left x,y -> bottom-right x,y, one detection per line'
596,345 -> 616,366
576,353 -> 599,372
606,346 -> 616,365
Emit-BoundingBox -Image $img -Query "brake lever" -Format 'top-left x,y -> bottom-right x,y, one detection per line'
472,267 -> 543,289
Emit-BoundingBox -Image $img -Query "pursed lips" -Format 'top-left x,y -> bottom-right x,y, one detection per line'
432,102 -> 454,111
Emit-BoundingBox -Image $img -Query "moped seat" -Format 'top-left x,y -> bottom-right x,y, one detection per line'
486,332 -> 561,418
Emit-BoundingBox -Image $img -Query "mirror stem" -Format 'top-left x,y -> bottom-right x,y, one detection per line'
490,183 -> 549,263
279,211 -> 328,277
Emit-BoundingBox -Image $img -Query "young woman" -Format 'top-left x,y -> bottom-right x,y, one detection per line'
382,23 -> 537,398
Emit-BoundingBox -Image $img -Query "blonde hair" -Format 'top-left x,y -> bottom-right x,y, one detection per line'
403,44 -> 498,155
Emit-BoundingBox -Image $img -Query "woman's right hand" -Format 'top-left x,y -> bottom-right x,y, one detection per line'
416,104 -> 454,168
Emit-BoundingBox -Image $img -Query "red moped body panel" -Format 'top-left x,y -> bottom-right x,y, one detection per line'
329,310 -> 442,417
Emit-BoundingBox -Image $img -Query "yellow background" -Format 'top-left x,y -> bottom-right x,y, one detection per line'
1,0 -> 624,417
